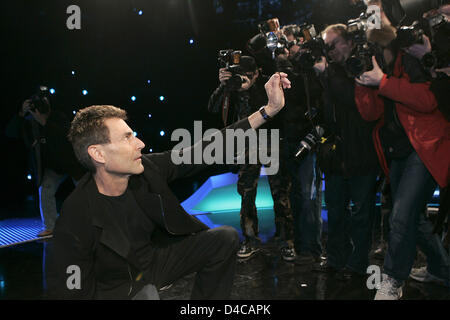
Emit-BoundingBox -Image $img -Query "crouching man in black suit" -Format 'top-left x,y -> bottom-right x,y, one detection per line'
48,73 -> 291,299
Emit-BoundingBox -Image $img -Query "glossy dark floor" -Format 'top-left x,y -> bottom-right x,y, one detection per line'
1,231 -> 449,300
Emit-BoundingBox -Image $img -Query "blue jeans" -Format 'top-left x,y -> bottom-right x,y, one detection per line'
289,152 -> 323,256
325,173 -> 378,273
383,151 -> 450,282
39,168 -> 76,231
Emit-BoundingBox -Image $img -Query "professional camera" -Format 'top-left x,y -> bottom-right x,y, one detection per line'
218,50 -> 246,91
248,18 -> 289,60
28,86 -> 51,114
345,12 -> 384,77
289,24 -> 326,71
396,12 -> 449,70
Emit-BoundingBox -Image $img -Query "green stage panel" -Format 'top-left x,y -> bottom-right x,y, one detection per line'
192,176 -> 274,213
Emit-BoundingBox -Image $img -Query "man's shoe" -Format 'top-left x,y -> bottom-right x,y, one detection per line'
281,246 -> 296,262
37,230 -> 53,238
410,266 -> 449,287
237,241 -> 259,259
374,274 -> 403,300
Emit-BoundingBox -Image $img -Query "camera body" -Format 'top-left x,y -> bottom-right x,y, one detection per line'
345,12 -> 384,77
29,86 -> 51,114
218,50 -> 246,91
397,13 -> 449,71
288,24 -> 326,71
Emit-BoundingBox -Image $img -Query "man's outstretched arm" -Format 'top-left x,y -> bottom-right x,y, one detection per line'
147,72 -> 291,183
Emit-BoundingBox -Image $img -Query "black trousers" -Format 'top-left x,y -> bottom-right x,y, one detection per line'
144,226 -> 239,299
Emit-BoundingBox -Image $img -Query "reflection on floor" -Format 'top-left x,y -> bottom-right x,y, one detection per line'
0,215 -> 448,300
0,172 -> 447,300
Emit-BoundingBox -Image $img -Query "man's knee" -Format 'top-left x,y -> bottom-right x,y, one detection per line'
211,226 -> 239,251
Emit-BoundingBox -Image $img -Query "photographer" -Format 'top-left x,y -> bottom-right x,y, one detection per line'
207,56 -> 296,261
354,2 -> 450,299
273,34 -> 326,265
7,88 -> 85,237
311,24 -> 380,278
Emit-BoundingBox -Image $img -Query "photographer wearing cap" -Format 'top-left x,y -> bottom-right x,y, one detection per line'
8,87 -> 85,237
311,24 -> 380,278
208,56 -> 297,262
354,0 -> 450,299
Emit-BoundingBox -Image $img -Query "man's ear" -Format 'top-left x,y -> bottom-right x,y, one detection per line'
87,145 -> 106,165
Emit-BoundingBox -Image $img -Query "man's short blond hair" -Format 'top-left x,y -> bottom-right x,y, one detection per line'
68,105 -> 127,172
321,23 -> 351,41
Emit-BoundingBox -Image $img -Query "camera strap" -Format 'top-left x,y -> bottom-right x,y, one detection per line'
222,92 -> 231,126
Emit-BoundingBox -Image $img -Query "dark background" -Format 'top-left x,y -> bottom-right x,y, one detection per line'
0,0 -> 363,212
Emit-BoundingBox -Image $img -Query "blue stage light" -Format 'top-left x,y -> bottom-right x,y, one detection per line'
147,80 -> 151,84
49,88 -> 55,94
149,148 -> 153,152
27,174 -> 32,180
131,96 -> 136,101
138,10 -> 143,15
159,96 -> 165,101
160,130 -> 165,136
148,114 -> 152,118
189,38 -> 194,44
133,132 -> 137,137
72,70 -> 75,75
72,110 -> 76,115
82,89 -> 88,95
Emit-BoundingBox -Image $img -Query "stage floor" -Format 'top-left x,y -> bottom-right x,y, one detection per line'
0,230 -> 449,300
0,173 -> 447,300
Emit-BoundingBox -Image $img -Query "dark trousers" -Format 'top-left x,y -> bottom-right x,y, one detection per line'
237,163 -> 294,243
383,151 -> 450,282
325,173 -> 378,273
144,226 -> 239,299
288,151 -> 323,256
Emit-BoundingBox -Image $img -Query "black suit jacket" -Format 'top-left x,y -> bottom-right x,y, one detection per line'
48,118 -> 251,299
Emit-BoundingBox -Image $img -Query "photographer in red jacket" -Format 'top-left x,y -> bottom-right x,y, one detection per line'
354,6 -> 450,299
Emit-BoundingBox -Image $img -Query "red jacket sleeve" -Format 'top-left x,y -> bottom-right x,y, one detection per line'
354,84 -> 384,121
377,74 -> 438,113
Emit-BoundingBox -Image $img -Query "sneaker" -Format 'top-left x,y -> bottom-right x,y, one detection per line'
374,274 -> 403,300
410,266 -> 449,287
281,246 -> 296,262
237,241 -> 259,259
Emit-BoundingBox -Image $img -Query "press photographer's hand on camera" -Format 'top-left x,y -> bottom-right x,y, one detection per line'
435,67 -> 450,77
238,75 -> 253,92
355,56 -> 385,87
313,56 -> 328,74
219,68 -> 232,85
404,35 -> 432,60
29,108 -> 49,126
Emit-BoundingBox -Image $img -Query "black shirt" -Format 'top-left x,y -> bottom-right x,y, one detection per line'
97,188 -> 155,270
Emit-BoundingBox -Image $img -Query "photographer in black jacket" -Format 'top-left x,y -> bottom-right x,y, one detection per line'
208,56 -> 296,261
7,87 -> 85,237
273,41 -> 325,265
312,24 -> 379,277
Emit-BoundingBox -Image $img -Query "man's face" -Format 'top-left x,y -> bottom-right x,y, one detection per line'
324,31 -> 353,64
98,118 -> 145,176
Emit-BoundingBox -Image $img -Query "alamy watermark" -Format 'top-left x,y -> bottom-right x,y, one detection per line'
366,5 -> 381,30
170,121 -> 280,175
366,265 -> 382,289
66,5 -> 81,30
